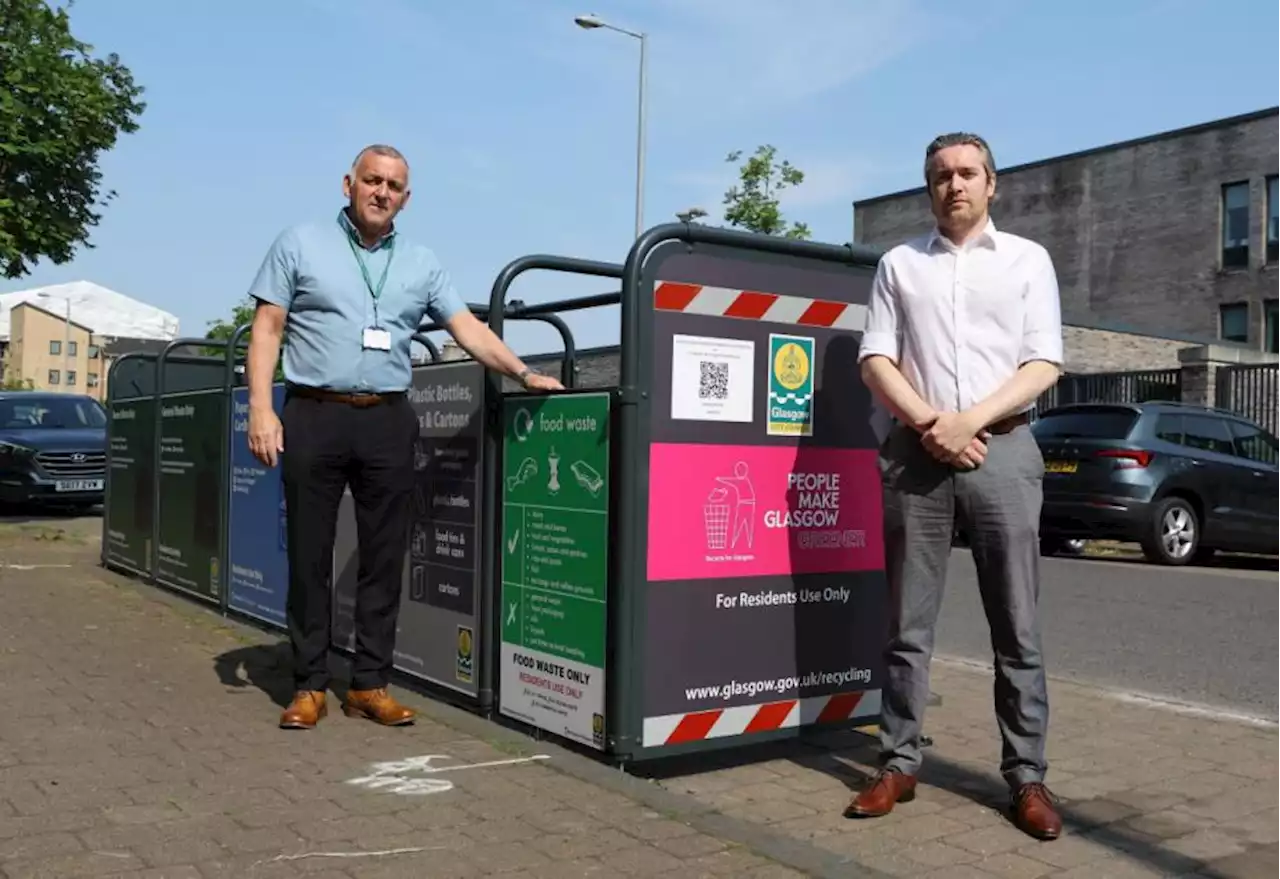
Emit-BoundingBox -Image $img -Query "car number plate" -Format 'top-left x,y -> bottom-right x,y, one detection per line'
1044,460 -> 1078,474
55,479 -> 104,492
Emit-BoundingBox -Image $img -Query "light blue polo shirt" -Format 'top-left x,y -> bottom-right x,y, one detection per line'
247,209 -> 467,393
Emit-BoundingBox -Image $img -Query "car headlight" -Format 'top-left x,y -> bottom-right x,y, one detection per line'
0,442 -> 35,460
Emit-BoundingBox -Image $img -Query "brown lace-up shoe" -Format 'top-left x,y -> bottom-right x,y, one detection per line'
343,687 -> 416,726
279,690 -> 327,729
844,769 -> 918,818
1011,782 -> 1062,840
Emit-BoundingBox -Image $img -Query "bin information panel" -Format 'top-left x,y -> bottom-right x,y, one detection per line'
399,362 -> 486,695
105,397 -> 156,576
155,388 -> 226,603
227,384 -> 288,628
637,246 -> 887,754
331,362 -> 486,699
499,392 -> 611,751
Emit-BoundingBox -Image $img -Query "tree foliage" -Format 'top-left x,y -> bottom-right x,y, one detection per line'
0,0 -> 147,278
0,372 -> 35,390
204,296 -> 285,378
721,144 -> 811,240
203,296 -> 257,352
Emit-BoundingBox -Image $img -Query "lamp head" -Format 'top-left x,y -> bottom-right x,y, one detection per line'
574,14 -> 604,28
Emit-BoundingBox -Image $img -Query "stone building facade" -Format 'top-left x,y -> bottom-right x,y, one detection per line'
850,107 -> 1280,354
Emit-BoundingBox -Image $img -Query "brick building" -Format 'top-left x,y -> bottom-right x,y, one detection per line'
0,281 -> 179,399
851,107 -> 1280,354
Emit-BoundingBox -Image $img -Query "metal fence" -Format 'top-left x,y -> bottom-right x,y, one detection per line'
1035,368 -> 1183,414
1216,363 -> 1278,436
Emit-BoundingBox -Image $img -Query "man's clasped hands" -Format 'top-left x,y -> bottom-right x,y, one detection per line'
915,409 -> 992,471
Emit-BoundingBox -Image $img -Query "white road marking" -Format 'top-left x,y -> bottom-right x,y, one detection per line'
935,655 -> 1278,730
265,846 -> 445,863
344,753 -> 551,796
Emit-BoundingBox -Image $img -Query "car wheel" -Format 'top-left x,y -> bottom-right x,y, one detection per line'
1141,497 -> 1199,565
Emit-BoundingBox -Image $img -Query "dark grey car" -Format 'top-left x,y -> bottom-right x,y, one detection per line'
1032,402 -> 1279,565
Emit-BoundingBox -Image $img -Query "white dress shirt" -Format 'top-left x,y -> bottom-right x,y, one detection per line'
858,218 -> 1063,422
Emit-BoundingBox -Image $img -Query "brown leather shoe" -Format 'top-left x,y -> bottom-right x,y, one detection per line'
844,769 -> 918,818
279,690 -> 327,729
343,687 -> 416,726
1011,782 -> 1062,840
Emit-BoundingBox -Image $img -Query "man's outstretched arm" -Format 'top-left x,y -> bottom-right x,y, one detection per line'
443,308 -> 563,391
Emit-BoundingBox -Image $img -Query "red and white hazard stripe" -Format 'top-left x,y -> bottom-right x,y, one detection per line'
642,689 -> 881,748
654,281 -> 868,332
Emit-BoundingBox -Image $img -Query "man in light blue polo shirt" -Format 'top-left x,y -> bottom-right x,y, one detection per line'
244,144 -> 561,731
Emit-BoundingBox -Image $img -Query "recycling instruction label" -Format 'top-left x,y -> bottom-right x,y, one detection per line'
499,392 -> 610,750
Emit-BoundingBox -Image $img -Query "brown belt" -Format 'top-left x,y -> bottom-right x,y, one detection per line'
288,385 -> 405,408
986,411 -> 1031,435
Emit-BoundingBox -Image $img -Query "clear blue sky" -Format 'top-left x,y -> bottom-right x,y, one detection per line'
5,0 -> 1278,356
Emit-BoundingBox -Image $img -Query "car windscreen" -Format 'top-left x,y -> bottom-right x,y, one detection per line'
0,398 -> 107,429
1031,408 -> 1138,440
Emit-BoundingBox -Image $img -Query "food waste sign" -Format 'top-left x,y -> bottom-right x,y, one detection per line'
499,392 -> 611,751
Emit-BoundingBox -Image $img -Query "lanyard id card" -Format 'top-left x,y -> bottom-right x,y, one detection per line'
362,326 -> 392,351
345,220 -> 396,353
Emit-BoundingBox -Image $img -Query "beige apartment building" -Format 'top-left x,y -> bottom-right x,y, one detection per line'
0,281 -> 180,401
1,302 -> 108,399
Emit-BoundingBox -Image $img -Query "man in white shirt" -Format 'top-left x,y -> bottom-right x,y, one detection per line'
845,133 -> 1064,841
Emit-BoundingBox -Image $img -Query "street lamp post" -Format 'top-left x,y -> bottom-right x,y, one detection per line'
574,13 -> 647,240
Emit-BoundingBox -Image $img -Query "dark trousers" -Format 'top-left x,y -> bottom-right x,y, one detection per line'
280,390 -> 417,692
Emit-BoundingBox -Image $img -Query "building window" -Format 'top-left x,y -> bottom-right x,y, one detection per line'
1268,175 -> 1278,262
65,371 -> 76,386
68,341 -> 78,357
1221,181 -> 1250,269
87,372 -> 100,388
49,340 -> 61,355
88,345 -> 100,359
48,369 -> 60,385
1219,302 -> 1249,344
1266,299 -> 1279,354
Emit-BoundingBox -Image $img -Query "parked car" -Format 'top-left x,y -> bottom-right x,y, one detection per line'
0,392 -> 107,510
1032,401 -> 1278,565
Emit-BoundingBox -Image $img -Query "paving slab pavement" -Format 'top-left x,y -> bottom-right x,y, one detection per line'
0,525 -> 1275,878
643,659 -> 1278,878
0,534 -> 813,879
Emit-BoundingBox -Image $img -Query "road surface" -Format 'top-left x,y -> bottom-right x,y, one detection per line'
937,549 -> 1278,720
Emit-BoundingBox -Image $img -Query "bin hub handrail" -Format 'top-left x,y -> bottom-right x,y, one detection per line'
106,349 -> 237,403
488,254 -> 623,341
417,302 -> 582,388
410,333 -> 441,361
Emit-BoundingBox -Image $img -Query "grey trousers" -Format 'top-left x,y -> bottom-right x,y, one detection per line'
876,422 -> 1049,790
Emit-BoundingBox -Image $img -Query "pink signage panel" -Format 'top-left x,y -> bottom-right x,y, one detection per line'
646,442 -> 885,582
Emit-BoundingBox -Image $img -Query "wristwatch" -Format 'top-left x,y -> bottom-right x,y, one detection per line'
517,367 -> 536,387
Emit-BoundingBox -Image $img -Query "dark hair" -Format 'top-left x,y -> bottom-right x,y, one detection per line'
924,133 -> 995,184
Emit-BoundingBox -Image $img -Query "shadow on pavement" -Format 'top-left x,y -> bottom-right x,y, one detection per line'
213,642 -> 296,708
629,728 -> 1247,877
0,501 -> 102,524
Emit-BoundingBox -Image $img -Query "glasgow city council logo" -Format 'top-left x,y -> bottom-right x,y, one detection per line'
767,333 -> 815,436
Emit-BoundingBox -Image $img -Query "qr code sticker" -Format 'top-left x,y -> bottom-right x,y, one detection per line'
698,360 -> 730,400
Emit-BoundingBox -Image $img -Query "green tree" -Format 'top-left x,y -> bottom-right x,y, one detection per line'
0,0 -> 147,279
204,296 -> 284,378
0,372 -> 35,390
203,296 -> 257,352
721,144 -> 811,240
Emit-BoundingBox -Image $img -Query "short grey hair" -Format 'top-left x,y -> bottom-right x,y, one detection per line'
350,144 -> 409,174
924,132 -> 995,184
